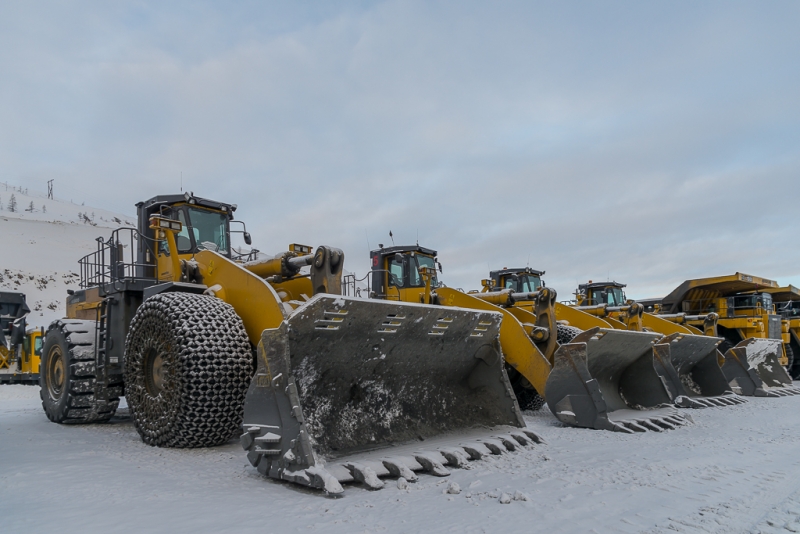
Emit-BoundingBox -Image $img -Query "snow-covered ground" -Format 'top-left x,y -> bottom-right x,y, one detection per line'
2,384 -> 800,534
0,188 -> 135,327
4,192 -> 800,532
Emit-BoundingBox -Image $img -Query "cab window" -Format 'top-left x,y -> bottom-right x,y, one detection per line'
186,208 -> 228,254
412,255 -> 438,288
518,276 -> 541,293
176,210 -> 192,253
389,259 -> 405,287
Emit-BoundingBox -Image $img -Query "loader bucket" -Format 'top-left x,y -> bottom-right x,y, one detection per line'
721,338 -> 800,397
241,295 -> 542,494
545,328 -> 688,433
658,333 -> 746,408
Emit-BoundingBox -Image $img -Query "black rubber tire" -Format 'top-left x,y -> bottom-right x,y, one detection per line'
124,292 -> 253,448
39,320 -> 120,423
556,323 -> 583,345
784,344 -> 794,375
506,365 -> 546,411
718,340 -> 735,356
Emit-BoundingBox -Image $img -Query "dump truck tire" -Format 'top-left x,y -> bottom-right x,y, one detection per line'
39,320 -> 120,423
124,292 -> 253,448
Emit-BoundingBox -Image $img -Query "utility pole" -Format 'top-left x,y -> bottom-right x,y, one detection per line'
47,179 -> 54,199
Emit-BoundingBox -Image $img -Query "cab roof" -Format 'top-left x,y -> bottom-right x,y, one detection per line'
370,245 -> 438,257
136,193 -> 237,215
579,281 -> 626,291
489,267 -> 545,278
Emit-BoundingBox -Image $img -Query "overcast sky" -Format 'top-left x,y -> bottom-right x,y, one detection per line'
2,1 -> 799,299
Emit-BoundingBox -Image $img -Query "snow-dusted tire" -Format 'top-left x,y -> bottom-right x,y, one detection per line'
556,323 -> 583,345
124,292 -> 253,448
39,319 -> 120,423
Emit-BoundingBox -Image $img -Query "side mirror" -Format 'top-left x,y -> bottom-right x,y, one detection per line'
244,232 -> 252,245
437,261 -> 443,273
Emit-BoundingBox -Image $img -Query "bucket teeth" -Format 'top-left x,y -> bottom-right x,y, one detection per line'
481,439 -> 507,454
414,453 -> 450,476
381,458 -> 418,482
438,448 -> 471,467
344,462 -> 384,490
459,444 -> 487,460
674,394 -> 746,408
494,435 -> 518,451
510,432 -> 531,446
522,429 -> 545,444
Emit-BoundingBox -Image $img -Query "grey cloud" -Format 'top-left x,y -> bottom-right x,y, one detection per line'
1,1 -> 799,298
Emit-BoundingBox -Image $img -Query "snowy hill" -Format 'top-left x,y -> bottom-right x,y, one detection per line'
0,187 -> 135,328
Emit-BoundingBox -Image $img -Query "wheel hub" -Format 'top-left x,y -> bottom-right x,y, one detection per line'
144,347 -> 166,396
46,346 -> 65,400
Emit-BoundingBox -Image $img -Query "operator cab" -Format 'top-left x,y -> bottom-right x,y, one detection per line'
487,267 -> 544,293
729,293 -> 773,315
578,281 -> 628,306
137,193 -> 243,259
370,245 -> 441,300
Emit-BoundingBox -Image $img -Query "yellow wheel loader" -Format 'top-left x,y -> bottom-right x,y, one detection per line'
482,267 -> 744,418
759,285 -> 800,380
1,291 -> 42,385
634,273 -> 798,397
568,281 -> 746,407
40,193 -> 538,495
367,248 -> 687,433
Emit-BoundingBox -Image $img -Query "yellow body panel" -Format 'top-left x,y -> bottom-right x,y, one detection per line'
20,330 -> 42,374
149,217 -> 289,347
191,250 -> 288,346
553,302 -> 614,330
271,277 -> 314,303
66,286 -> 103,320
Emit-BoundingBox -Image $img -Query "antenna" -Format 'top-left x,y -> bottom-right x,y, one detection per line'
181,172 -> 183,192
527,254 -> 530,268
416,228 -> 419,246
389,230 -> 395,246
365,229 -> 370,251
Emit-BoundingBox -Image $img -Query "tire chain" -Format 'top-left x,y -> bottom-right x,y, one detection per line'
556,323 -> 583,345
39,319 -> 121,423
511,323 -> 584,412
124,292 -> 253,448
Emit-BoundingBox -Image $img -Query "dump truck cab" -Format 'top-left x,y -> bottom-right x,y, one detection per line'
369,244 -> 441,302
484,267 -> 545,294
